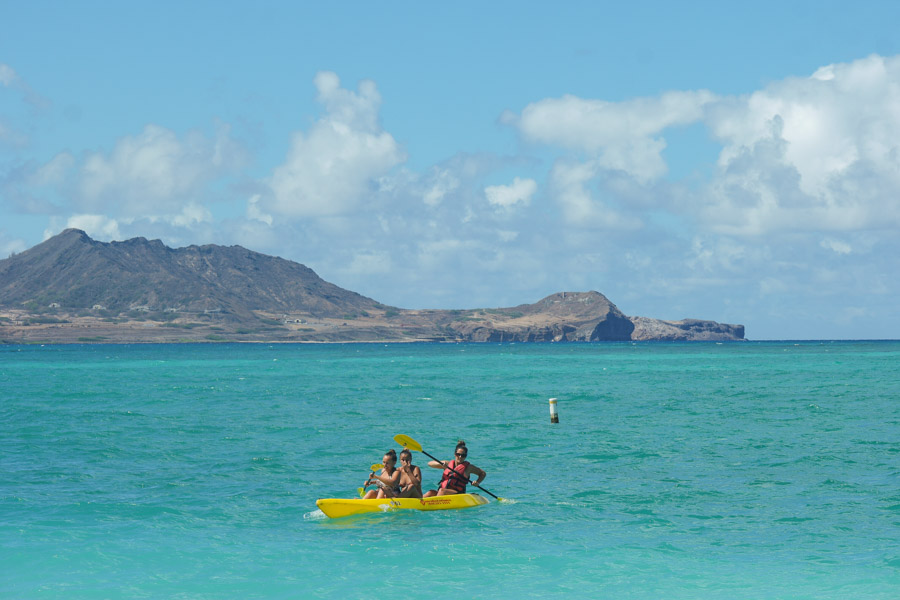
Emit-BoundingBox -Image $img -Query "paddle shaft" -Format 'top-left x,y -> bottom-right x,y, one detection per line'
420,448 -> 501,501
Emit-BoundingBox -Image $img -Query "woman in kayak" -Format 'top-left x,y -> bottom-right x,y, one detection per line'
423,440 -> 485,497
397,448 -> 423,498
363,449 -> 402,499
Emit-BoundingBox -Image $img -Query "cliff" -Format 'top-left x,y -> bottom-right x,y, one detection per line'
629,316 -> 746,341
433,292 -> 635,342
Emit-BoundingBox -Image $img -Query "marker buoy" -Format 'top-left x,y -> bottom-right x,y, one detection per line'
549,398 -> 559,423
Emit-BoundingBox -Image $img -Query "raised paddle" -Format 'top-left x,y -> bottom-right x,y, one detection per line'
359,463 -> 387,496
394,434 -> 505,501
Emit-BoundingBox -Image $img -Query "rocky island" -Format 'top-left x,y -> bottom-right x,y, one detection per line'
0,229 -> 744,344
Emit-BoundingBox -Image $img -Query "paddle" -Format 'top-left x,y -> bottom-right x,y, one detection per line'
359,463 -> 386,496
394,434 -> 505,501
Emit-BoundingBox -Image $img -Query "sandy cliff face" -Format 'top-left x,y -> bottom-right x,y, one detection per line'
444,292 -> 635,341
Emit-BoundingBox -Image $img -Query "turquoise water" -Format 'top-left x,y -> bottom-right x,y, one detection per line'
2,341 -> 899,598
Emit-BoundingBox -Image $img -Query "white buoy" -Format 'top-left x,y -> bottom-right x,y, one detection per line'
549,398 -> 559,424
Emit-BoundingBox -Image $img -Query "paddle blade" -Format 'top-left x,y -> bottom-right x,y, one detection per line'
370,463 -> 382,471
394,434 -> 422,452
357,487 -> 365,497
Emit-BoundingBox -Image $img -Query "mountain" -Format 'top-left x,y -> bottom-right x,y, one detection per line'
0,228 -> 383,320
0,230 -> 745,343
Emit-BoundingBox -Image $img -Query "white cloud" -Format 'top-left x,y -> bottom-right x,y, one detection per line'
485,177 -> 536,210
169,203 -> 212,227
246,194 -> 273,225
263,72 -> 405,218
61,214 -> 122,241
28,152 -> 75,186
821,238 -> 852,255
512,90 -> 716,182
548,159 -> 642,229
702,54 -> 900,235
506,54 -> 900,239
712,54 -> 900,197
686,235 -> 764,273
423,167 -> 459,206
78,123 -> 246,217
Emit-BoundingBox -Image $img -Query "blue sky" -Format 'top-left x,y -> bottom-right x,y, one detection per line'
2,1 -> 900,339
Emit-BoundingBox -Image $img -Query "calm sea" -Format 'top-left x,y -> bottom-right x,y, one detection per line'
2,341 -> 899,598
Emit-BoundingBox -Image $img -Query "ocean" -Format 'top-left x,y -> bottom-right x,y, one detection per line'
2,341 -> 899,598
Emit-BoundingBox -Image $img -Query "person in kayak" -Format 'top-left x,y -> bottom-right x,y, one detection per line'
423,440 -> 485,497
397,448 -> 423,498
363,449 -> 402,499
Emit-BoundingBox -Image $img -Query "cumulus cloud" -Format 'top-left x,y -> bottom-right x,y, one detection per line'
548,159 -> 642,229
168,203 -> 213,227
79,123 -> 246,217
29,152 -> 75,186
821,238 -> 852,255
505,54 -> 900,242
510,90 -> 716,181
60,214 -> 122,241
246,194 -> 273,225
262,72 -> 405,218
423,167 -> 460,207
484,177 -> 536,210
701,54 -> 900,235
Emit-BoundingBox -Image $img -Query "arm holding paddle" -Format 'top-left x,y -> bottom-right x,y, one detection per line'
367,469 -> 401,489
395,434 -> 505,501
425,458 -> 485,491
468,464 -> 486,488
362,450 -> 401,499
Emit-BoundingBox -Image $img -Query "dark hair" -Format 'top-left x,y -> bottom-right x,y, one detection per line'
399,448 -> 412,461
384,449 -> 397,461
455,440 -> 467,456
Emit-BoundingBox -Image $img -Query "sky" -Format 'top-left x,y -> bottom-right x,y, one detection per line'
2,1 -> 900,339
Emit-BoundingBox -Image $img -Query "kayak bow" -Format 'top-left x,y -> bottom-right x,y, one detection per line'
316,493 -> 488,519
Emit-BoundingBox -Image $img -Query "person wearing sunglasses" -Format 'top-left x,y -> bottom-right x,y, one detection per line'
423,440 -> 486,497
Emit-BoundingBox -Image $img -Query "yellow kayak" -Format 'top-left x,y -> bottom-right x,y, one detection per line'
316,493 -> 489,519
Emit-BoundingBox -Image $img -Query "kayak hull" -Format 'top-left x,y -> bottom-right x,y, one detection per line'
316,493 -> 488,519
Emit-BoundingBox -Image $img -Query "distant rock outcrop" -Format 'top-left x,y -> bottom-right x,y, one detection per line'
0,230 -> 745,343
437,292 -> 635,342
629,316 -> 745,341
